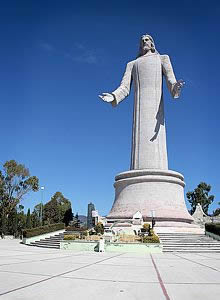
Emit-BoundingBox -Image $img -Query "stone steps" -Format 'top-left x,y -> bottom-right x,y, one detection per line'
163,249 -> 220,252
28,230 -> 86,249
157,232 -> 220,253
32,244 -> 60,249
31,240 -> 60,245
160,240 -> 219,243
161,243 -> 220,246
29,232 -> 64,249
44,237 -> 64,240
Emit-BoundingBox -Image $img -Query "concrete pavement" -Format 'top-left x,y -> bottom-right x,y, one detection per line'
0,240 -> 220,300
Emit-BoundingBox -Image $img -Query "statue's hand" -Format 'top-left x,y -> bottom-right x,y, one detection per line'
99,93 -> 114,103
172,79 -> 185,98
174,79 -> 185,92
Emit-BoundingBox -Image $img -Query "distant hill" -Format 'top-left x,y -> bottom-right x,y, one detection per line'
78,215 -> 87,224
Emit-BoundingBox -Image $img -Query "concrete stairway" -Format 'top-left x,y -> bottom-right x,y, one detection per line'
157,233 -> 220,253
29,231 -> 82,249
29,232 -> 65,249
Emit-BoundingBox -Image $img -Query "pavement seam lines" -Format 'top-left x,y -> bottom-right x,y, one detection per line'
0,269 -> 51,277
173,253 -> 220,272
0,253 -> 124,297
60,276 -> 220,285
0,269 -> 157,284
1,269 -> 219,285
59,276 -> 158,284
0,253 -> 86,267
0,262 -> 152,278
195,253 -> 220,260
150,254 -> 171,300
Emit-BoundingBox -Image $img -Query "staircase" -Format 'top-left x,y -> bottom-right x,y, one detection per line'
158,233 -> 220,253
29,231 -> 82,249
29,232 -> 64,249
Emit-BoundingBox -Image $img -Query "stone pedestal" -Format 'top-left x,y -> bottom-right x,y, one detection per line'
107,169 -> 194,224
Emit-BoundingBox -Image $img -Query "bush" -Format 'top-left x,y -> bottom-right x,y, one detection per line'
205,223 -> 220,236
148,229 -> 154,236
140,224 -> 152,237
85,235 -> 100,241
81,231 -> 89,237
63,235 -> 76,240
143,234 -> 160,243
94,222 -> 104,234
142,229 -> 160,243
22,223 -> 64,238
142,223 -> 150,231
65,226 -> 87,232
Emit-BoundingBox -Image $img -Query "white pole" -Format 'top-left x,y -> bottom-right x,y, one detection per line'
40,186 -> 45,225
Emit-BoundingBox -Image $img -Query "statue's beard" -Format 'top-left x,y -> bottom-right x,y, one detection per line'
143,45 -> 152,53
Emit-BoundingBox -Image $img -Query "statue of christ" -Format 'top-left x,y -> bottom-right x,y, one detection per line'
99,34 -> 184,170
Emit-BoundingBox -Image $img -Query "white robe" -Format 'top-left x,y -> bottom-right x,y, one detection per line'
112,54 -> 179,170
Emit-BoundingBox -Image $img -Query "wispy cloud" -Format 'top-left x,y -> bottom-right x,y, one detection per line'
39,42 -> 55,52
65,52 -> 97,64
75,42 -> 85,50
39,41 -> 98,65
65,43 -> 97,64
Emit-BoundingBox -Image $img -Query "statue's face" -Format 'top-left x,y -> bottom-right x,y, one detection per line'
141,35 -> 153,53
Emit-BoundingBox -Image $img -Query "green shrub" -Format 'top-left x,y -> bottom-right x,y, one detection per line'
81,231 -> 89,237
142,223 -> 150,231
94,222 -> 104,234
22,223 -> 64,238
143,234 -> 160,243
205,223 -> 220,236
63,235 -> 76,240
148,229 -> 154,236
65,226 -> 87,232
142,229 -> 160,243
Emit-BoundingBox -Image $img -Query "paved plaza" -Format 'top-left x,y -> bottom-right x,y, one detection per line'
0,240 -> 220,300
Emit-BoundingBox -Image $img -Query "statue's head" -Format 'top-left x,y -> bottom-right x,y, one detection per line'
138,34 -> 156,57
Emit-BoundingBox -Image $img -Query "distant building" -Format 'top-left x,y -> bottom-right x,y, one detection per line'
92,210 -> 99,226
87,202 -> 95,228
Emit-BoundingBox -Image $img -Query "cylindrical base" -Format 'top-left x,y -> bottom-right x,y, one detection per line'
107,169 -> 194,224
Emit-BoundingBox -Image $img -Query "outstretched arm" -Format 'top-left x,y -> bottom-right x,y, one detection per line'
99,61 -> 133,107
161,55 -> 184,99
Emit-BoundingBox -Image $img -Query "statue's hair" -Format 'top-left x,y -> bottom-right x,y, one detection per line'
137,34 -> 158,57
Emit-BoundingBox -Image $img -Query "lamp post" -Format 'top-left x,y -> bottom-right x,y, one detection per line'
150,210 -> 156,229
40,186 -> 45,225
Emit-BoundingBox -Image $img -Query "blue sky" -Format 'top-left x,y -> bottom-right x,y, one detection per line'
1,0 -> 220,215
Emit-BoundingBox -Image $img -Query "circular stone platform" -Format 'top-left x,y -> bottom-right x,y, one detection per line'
107,169 -> 194,225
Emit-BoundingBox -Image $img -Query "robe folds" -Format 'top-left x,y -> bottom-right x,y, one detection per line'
112,54 -> 179,170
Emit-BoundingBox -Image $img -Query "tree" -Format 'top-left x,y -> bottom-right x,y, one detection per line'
16,205 -> 26,235
0,171 -> 6,233
53,192 -> 71,221
43,192 -> 71,224
44,198 -> 60,224
94,222 -> 104,234
74,213 -> 81,228
213,208 -> 220,216
7,208 -> 18,236
212,202 -> 220,216
0,160 -> 39,233
31,203 -> 43,228
186,182 -> 215,215
63,208 -> 73,226
26,209 -> 31,229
